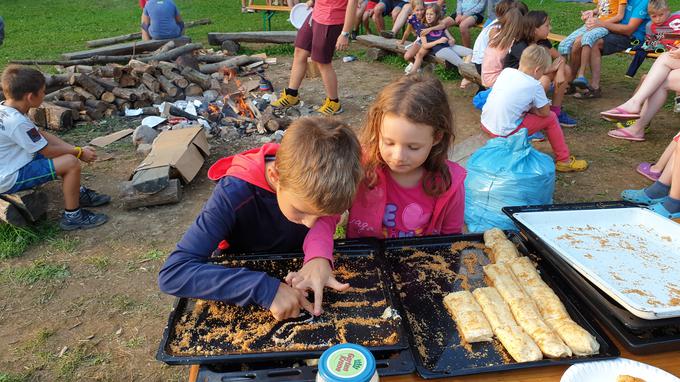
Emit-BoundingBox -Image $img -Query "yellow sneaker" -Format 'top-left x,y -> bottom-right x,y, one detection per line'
316,98 -> 343,115
271,89 -> 300,108
555,156 -> 589,172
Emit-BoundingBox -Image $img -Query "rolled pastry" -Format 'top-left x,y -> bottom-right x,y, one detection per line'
546,318 -> 600,356
494,325 -> 543,362
508,257 -> 599,355
472,287 -> 543,362
483,228 -> 507,247
472,287 -> 517,329
443,291 -> 494,343
483,263 -> 525,302
489,240 -> 520,264
484,264 -> 572,358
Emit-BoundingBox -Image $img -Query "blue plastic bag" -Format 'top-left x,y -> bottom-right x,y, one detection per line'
464,129 -> 555,232
472,88 -> 491,110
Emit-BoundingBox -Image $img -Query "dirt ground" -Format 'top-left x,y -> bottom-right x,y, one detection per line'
0,53 -> 677,381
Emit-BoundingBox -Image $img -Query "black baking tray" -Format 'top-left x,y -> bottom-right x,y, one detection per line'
383,233 -> 619,379
157,239 -> 408,365
503,202 -> 680,331
195,347 -> 415,381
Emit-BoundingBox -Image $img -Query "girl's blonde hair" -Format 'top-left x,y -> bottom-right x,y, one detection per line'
361,75 -> 454,197
425,4 -> 443,27
489,8 -> 526,50
410,0 -> 425,10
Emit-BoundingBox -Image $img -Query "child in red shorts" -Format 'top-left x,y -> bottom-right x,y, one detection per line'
271,0 -> 358,115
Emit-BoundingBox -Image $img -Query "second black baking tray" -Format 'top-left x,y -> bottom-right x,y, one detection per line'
382,233 -> 618,379
157,240 -> 408,365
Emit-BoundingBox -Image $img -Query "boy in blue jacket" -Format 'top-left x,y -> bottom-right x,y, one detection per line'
158,117 -> 363,320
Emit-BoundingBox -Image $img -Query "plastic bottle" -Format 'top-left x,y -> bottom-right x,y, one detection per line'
317,344 -> 379,382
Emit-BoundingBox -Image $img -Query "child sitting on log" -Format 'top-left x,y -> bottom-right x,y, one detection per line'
0,65 -> 110,230
157,118 -> 363,321
141,0 -> 185,40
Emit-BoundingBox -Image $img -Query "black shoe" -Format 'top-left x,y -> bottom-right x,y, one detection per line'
59,209 -> 109,231
350,30 -> 358,40
79,187 -> 111,207
380,30 -> 395,39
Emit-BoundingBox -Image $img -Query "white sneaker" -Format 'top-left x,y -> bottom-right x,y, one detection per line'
675,96 -> 680,113
404,62 -> 414,74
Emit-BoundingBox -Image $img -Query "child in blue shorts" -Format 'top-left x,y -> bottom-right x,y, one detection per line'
0,65 -> 110,230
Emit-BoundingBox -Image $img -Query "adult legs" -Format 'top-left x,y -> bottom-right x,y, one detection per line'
569,37 -> 583,82
317,62 -> 338,100
373,3 -> 386,33
615,53 -> 680,114
391,4 -> 411,34
458,16 -> 478,48
612,69 -> 680,138
589,38 -> 604,90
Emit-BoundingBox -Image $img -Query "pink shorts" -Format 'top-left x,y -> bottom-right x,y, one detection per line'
295,15 -> 343,64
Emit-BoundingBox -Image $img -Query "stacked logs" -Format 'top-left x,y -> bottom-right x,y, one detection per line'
29,59 -> 229,131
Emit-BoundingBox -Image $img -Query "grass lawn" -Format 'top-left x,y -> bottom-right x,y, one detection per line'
1,0 -> 677,69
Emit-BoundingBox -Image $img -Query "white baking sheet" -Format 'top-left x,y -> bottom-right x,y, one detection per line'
512,207 -> 680,320
561,358 -> 680,382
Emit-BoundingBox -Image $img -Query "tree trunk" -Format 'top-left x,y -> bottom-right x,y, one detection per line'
62,36 -> 191,60
157,75 -> 179,97
73,86 -> 96,100
184,83 -> 203,97
28,107 -> 47,128
44,103 -> 74,131
69,74 -> 105,98
120,178 -> 182,209
198,55 -> 259,74
207,31 -> 297,45
141,72 -> 160,93
85,19 -> 211,48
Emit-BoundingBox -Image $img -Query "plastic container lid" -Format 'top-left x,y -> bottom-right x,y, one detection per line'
318,344 -> 376,382
289,3 -> 312,29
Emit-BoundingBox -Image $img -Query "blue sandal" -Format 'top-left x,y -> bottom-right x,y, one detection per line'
649,203 -> 680,219
621,189 -> 667,205
572,76 -> 589,89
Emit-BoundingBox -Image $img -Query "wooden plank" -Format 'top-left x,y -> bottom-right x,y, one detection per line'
120,179 -> 182,209
62,36 -> 191,60
89,129 -> 134,148
207,31 -> 297,45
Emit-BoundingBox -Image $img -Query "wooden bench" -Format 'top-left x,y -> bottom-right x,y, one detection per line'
246,5 -> 292,31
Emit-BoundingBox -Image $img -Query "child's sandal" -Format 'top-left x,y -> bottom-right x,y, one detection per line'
573,86 -> 601,99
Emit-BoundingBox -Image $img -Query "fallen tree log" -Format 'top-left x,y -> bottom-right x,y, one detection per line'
86,19 -> 211,48
355,35 -> 446,64
11,55 -> 149,66
139,43 -> 202,63
198,55 -> 260,74
62,36 -> 191,60
207,31 -> 297,45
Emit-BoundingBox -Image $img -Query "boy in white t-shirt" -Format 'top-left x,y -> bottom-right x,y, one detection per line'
0,65 -> 110,230
480,45 -> 588,172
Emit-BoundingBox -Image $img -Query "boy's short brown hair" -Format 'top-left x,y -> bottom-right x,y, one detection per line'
519,44 -> 552,73
648,0 -> 669,11
1,65 -> 46,100
276,117 -> 363,215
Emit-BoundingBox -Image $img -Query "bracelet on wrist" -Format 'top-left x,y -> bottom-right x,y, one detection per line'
75,146 -> 83,159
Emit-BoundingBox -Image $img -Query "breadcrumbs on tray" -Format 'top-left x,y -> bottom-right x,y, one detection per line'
623,289 -> 651,297
450,241 -> 486,253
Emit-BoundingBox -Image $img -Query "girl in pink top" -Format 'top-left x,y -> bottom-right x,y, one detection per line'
481,8 -> 525,87
286,75 -> 467,315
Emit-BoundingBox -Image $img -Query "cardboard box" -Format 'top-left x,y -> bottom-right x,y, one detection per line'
133,127 -> 210,185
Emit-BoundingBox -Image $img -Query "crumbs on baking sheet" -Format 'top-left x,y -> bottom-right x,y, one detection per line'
584,253 -> 593,259
661,236 -> 672,242
622,289 -> 651,297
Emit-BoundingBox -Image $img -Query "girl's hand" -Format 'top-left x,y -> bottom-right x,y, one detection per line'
270,283 -> 314,321
285,258 -> 350,316
448,38 -> 455,46
421,27 -> 431,37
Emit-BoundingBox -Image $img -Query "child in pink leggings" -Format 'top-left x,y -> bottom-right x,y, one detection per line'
481,45 -> 588,172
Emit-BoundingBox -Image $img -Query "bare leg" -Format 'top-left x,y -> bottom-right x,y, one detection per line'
617,53 -> 680,113
411,47 -> 428,73
669,143 -> 680,200
391,4 -> 411,33
651,140 -> 677,173
404,42 -> 420,61
616,86 -> 668,138
288,47 -> 310,90
53,155 -> 81,210
458,16 -> 477,48
577,45 -> 590,78
589,39 -> 603,90
317,62 -> 338,100
373,3 -> 386,33
568,37 -> 583,82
